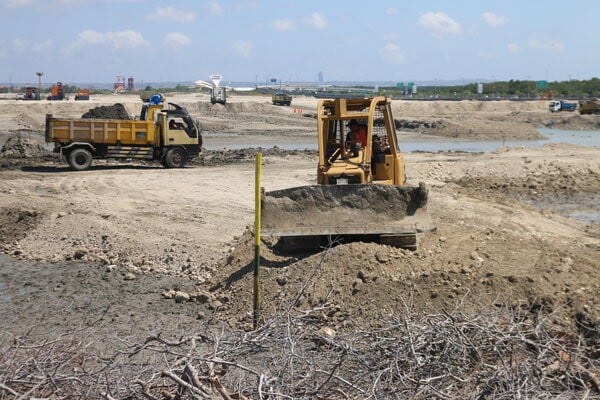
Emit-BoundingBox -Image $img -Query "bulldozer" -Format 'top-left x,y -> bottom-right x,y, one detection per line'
261,96 -> 435,250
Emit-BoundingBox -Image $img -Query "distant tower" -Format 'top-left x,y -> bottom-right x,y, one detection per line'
127,76 -> 134,91
36,71 -> 43,99
318,71 -> 323,84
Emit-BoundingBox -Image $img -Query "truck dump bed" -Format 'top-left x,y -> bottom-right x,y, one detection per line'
45,115 -> 157,146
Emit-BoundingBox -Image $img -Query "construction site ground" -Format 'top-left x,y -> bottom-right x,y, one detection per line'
0,94 -> 598,397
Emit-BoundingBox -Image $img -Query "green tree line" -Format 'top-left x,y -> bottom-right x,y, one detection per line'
378,78 -> 600,98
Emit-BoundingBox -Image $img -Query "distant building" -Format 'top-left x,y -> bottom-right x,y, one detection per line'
318,71 -> 323,84
114,76 -> 125,92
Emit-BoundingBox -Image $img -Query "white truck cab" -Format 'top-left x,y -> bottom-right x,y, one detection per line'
548,100 -> 561,112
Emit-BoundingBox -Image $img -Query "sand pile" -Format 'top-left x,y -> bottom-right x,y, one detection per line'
0,134 -> 47,158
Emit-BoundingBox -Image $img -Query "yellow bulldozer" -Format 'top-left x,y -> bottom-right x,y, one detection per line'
262,96 -> 435,250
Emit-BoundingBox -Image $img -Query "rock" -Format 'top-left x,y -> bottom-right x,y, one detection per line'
162,289 -> 176,299
106,264 -> 117,272
173,291 -> 191,303
357,270 -> 367,283
209,300 -> 223,310
124,272 -> 136,281
190,290 -> 212,303
375,252 -> 390,263
318,326 -> 336,339
470,251 -> 484,263
218,294 -> 230,303
276,275 -> 287,285
73,249 -> 87,260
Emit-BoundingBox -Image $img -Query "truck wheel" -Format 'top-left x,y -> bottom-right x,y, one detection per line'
164,148 -> 187,168
67,148 -> 93,171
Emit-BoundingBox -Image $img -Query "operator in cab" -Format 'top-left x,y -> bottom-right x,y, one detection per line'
345,119 -> 368,148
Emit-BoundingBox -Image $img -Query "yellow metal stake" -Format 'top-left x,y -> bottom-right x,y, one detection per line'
253,152 -> 262,329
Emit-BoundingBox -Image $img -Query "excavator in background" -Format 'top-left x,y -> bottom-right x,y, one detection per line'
261,96 -> 435,250
47,82 -> 66,100
194,79 -> 227,105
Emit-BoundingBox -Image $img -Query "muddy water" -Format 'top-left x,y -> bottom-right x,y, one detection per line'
516,192 -> 600,223
203,128 -> 600,152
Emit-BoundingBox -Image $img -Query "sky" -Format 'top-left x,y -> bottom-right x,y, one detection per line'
1,0 -> 599,85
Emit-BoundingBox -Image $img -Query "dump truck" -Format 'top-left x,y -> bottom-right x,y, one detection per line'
549,100 -> 577,112
272,91 -> 292,106
579,99 -> 600,115
262,96 -> 435,250
74,88 -> 90,100
45,94 -> 202,171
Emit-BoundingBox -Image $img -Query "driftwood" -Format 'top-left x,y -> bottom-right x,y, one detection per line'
1,300 -> 598,399
0,248 -> 598,398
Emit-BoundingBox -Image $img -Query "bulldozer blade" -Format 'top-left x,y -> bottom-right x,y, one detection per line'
261,183 -> 435,238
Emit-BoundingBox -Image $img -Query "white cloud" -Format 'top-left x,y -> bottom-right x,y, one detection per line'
32,39 -> 53,52
482,12 -> 507,28
273,19 -> 296,32
205,1 -> 224,16
232,40 -> 252,58
307,12 -> 327,30
78,29 -> 106,45
380,43 -> 406,65
164,32 -> 190,49
418,12 -> 461,37
385,7 -> 399,16
507,43 -> 520,53
106,30 -> 146,49
145,6 -> 196,23
11,39 -> 29,52
62,29 -> 147,53
529,38 -> 564,53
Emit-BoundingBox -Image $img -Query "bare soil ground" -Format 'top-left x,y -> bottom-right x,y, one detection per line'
0,95 -> 598,398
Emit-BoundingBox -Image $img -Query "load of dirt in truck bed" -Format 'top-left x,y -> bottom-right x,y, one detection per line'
81,103 -> 130,119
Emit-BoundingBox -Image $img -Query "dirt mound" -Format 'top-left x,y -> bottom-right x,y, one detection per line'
81,103 -> 130,119
0,134 -> 47,158
204,226 -> 598,334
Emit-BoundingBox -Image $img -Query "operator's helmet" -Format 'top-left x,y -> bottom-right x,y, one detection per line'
149,93 -> 163,105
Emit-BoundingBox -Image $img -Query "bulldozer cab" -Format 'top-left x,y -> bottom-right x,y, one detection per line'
261,96 -> 435,250
317,97 -> 405,186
